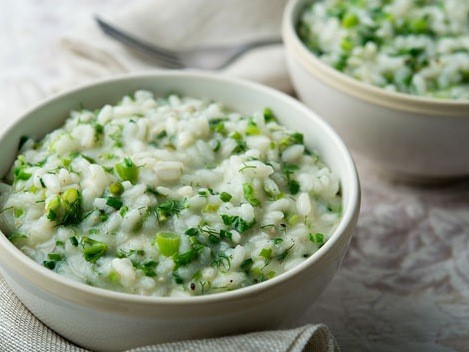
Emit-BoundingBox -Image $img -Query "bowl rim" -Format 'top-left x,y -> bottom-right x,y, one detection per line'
0,71 -> 360,308
282,0 -> 469,117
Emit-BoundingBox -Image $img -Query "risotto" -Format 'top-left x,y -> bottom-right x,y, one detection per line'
0,91 -> 341,297
298,0 -> 469,100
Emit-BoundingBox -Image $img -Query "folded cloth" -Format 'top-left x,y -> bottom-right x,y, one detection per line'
59,0 -> 293,93
0,275 -> 339,352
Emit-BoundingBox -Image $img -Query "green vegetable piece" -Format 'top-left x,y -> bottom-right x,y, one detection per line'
106,196 -> 123,210
309,232 -> 325,246
119,205 -> 129,217
48,253 -> 63,261
14,208 -> 24,218
279,133 -> 304,149
108,271 -> 120,283
288,180 -> 300,195
7,232 -> 27,243
208,234 -> 221,244
46,189 -> 82,226
240,258 -> 254,271
109,182 -> 124,195
243,183 -> 261,207
13,163 -> 32,182
133,260 -> 157,277
220,192 -> 233,203
246,120 -> 261,136
43,260 -> 56,270
340,38 -> 354,53
203,203 -> 219,213
62,188 -> 77,203
185,228 -> 199,236
70,236 -> 79,247
230,132 -> 248,154
342,12 -> 359,28
409,17 -> 429,34
82,237 -> 108,263
287,213 -> 300,225
334,54 -> 348,71
263,107 -> 276,123
209,118 -> 228,135
115,158 -> 138,184
260,248 -> 272,260
173,272 -> 184,284
155,232 -> 181,256
46,197 -> 62,221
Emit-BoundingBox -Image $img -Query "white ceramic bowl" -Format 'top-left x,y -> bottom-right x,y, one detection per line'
283,0 -> 469,181
0,72 -> 360,352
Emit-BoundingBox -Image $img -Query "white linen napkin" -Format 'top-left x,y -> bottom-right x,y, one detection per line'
0,274 -> 340,351
59,0 -> 293,93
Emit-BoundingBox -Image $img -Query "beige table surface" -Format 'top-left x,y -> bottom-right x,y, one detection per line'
1,1 -> 469,351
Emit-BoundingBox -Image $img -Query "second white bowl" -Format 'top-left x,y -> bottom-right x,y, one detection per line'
283,0 -> 469,181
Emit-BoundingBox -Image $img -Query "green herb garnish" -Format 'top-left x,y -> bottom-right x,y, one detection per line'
221,214 -> 255,233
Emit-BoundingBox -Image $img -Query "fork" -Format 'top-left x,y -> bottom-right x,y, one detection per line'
95,16 -> 283,70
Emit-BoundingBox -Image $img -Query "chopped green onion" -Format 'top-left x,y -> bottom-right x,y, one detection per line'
288,180 -> 300,195
133,260 -> 157,277
7,232 -> 27,243
246,120 -> 261,135
342,12 -> 359,28
13,164 -> 32,182
219,192 -> 232,202
115,157 -> 138,184
230,132 -> 247,154
119,205 -> 129,217
240,258 -> 254,272
43,260 -> 56,270
185,228 -> 199,236
263,107 -> 276,123
173,272 -> 184,284
46,189 -> 82,226
14,208 -> 24,218
173,244 -> 204,267
309,232 -> 325,246
279,133 -> 304,149
243,183 -> 261,207
70,236 -> 79,247
203,203 -> 219,213
155,232 -> 181,256
106,196 -> 123,210
82,237 -> 108,263
208,234 -> 221,244
48,253 -> 63,261
259,248 -> 272,260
